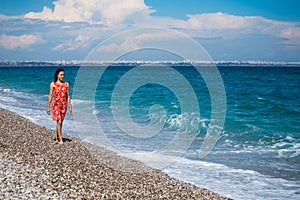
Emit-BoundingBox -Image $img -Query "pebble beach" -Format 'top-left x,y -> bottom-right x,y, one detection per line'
0,107 -> 230,199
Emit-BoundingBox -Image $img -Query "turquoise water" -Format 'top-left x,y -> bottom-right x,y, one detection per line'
0,65 -> 299,199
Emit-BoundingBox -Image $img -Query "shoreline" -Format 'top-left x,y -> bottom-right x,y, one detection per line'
0,107 -> 230,199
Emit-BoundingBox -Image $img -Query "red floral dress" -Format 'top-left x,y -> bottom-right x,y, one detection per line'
52,82 -> 68,121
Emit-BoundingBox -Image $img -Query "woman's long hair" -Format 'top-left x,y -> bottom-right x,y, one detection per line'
54,68 -> 64,82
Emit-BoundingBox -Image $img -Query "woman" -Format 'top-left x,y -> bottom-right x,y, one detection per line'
47,68 -> 72,144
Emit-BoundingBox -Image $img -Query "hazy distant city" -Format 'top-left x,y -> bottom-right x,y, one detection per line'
1,60 -> 300,67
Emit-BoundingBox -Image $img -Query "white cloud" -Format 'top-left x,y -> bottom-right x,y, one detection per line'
186,12 -> 251,30
280,27 -> 300,44
0,14 -> 17,20
50,25 -> 122,52
52,34 -> 92,51
130,11 -> 300,43
21,1 -> 300,54
61,12 -> 300,54
132,12 -> 256,32
95,30 -> 180,54
25,0 -> 153,25
168,12 -> 300,45
0,34 -> 45,50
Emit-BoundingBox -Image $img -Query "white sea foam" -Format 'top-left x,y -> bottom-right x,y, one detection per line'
165,113 -> 209,134
164,156 -> 300,200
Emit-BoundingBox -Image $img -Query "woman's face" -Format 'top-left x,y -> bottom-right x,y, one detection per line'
58,71 -> 64,82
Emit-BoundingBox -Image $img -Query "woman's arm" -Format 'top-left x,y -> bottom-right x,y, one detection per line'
67,82 -> 72,115
46,82 -> 54,115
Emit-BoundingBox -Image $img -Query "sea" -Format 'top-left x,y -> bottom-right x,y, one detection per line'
0,65 -> 299,200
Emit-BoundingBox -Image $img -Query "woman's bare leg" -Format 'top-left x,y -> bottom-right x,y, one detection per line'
56,120 -> 63,144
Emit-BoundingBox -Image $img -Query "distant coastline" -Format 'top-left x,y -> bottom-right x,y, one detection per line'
1,60 -> 300,67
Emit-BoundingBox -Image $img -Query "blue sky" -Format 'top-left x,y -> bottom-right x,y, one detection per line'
0,0 -> 300,61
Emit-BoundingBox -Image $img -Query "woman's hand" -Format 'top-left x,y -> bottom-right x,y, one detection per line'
46,107 -> 50,115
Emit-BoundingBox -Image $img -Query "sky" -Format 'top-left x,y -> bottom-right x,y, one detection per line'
0,0 -> 300,62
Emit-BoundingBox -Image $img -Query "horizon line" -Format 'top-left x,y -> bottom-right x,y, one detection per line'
2,60 -> 300,64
